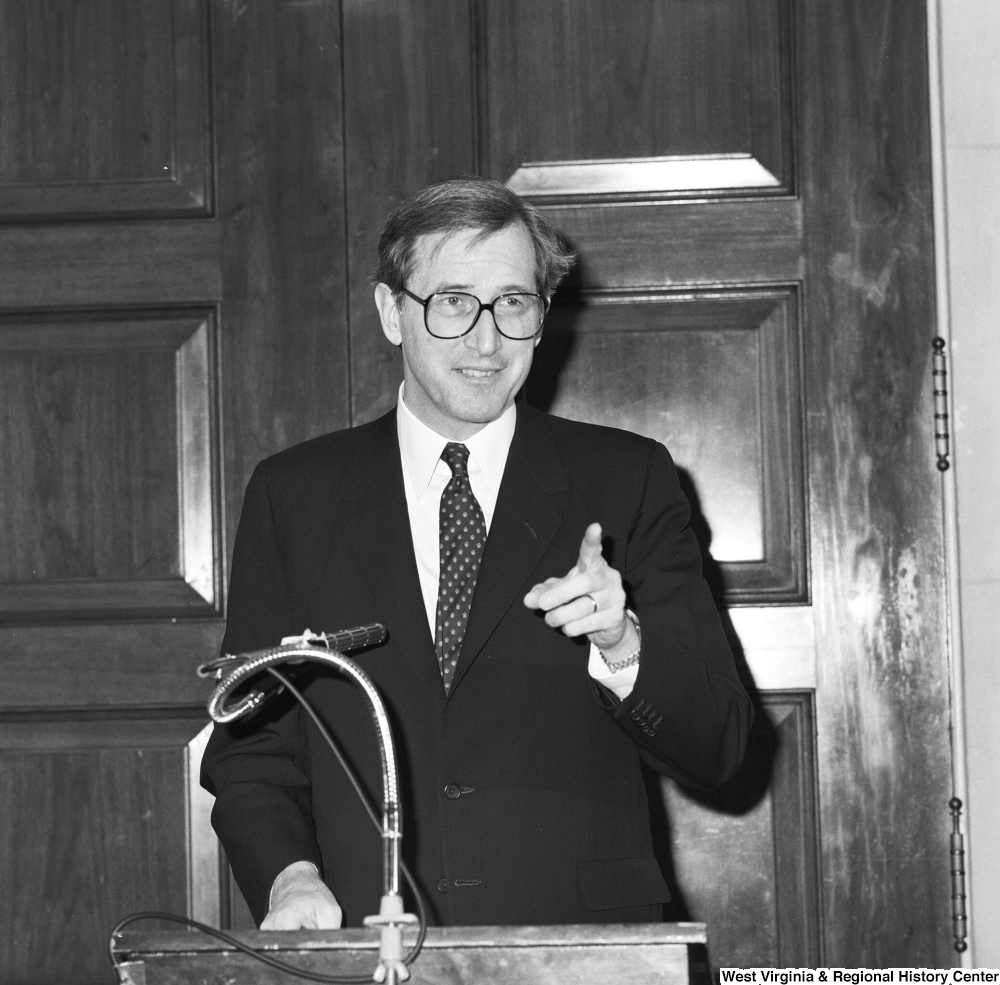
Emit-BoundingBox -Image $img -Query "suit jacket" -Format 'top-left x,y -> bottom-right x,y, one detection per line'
201,404 -> 752,928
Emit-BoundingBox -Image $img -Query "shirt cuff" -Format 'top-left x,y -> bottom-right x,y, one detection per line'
587,642 -> 639,700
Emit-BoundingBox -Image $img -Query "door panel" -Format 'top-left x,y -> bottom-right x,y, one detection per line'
0,0 -> 211,220
481,0 -> 794,200
0,310 -> 219,621
661,691 -> 822,968
800,3 -> 951,963
0,714 -> 206,982
528,288 -> 807,602
215,0 -> 351,512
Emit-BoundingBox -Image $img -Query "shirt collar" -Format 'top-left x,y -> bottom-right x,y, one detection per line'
396,383 -> 517,500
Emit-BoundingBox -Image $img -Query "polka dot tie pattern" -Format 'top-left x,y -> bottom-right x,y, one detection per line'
435,442 -> 487,694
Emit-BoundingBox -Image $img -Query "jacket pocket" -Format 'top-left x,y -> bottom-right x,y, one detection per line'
576,857 -> 671,911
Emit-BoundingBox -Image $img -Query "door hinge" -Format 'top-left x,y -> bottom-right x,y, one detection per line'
933,337 -> 951,471
950,796 -> 968,953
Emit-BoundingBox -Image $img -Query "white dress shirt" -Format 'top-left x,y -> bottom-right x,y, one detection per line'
396,385 -> 638,699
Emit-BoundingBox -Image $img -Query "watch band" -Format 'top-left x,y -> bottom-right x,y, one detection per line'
599,609 -> 641,673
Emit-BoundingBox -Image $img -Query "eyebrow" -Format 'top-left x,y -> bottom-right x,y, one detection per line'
431,283 -> 534,295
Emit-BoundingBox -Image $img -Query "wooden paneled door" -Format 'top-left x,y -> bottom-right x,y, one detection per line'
0,1 -> 953,981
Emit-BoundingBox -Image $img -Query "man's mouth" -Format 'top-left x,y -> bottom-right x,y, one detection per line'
458,368 -> 501,378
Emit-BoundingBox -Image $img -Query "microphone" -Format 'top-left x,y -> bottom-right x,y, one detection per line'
197,624 -> 387,722
280,624 -> 387,653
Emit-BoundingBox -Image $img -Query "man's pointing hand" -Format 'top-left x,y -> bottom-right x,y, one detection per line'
523,522 -> 636,655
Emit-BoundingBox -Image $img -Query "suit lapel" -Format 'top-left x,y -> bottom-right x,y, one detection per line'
336,411 -> 445,710
450,406 -> 569,696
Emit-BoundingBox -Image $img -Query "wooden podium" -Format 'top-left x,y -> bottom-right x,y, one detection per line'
115,922 -> 710,984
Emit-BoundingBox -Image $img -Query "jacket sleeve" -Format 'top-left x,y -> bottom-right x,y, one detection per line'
603,441 -> 753,789
200,463 -> 323,926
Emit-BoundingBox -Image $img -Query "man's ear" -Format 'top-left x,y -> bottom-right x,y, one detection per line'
374,283 -> 403,347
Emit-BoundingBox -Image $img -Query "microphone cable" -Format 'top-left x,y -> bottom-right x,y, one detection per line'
109,666 -> 428,984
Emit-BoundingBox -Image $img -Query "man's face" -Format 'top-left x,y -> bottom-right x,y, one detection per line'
375,223 -> 542,440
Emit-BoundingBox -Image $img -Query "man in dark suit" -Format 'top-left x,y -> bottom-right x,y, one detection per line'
201,177 -> 752,931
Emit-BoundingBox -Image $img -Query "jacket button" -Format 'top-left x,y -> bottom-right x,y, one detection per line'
436,878 -> 448,894
444,784 -> 462,800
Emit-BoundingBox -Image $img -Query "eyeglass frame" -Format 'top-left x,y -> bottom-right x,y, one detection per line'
398,286 -> 549,341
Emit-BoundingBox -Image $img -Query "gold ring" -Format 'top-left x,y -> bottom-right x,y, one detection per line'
585,593 -> 598,614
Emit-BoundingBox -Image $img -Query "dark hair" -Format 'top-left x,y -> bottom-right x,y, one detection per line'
373,176 -> 575,301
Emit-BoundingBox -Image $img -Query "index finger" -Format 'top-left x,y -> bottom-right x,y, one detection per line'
577,522 -> 604,571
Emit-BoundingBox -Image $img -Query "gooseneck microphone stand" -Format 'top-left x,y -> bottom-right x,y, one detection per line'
201,625 -> 420,984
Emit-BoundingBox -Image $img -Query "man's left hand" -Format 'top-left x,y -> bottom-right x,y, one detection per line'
523,523 -> 637,657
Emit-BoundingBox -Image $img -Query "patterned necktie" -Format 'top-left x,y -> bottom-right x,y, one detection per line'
435,442 -> 487,693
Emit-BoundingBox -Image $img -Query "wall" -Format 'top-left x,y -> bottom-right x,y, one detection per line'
939,0 -> 1000,966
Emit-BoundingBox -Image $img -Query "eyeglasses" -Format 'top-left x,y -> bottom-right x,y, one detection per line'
399,287 -> 548,340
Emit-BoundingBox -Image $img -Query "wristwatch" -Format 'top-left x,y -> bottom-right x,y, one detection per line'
599,609 -> 641,673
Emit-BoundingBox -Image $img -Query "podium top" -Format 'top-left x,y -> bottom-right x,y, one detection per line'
116,922 -> 707,955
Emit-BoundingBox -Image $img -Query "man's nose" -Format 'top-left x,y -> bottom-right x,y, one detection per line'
467,308 -> 502,355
